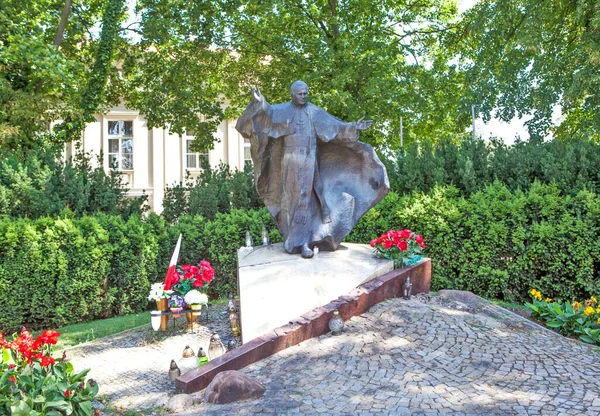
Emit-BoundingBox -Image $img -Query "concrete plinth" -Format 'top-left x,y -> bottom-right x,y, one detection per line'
238,242 -> 393,343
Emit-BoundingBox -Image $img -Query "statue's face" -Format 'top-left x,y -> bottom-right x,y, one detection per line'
291,85 -> 309,106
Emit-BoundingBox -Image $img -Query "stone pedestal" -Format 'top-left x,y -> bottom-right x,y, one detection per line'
237,242 -> 393,343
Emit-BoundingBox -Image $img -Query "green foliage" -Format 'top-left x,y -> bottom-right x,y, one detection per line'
0,329 -> 99,416
455,0 -> 600,140
386,136 -> 600,197
0,214 -> 154,333
0,149 -> 146,219
131,0 -> 468,148
162,164 -> 261,223
525,291 -> 600,345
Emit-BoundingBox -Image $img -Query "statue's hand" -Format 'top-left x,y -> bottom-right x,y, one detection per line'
250,86 -> 264,105
355,117 -> 372,131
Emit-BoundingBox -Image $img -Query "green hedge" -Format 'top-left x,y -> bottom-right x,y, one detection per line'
348,181 -> 600,302
2,181 -> 600,333
0,209 -> 279,333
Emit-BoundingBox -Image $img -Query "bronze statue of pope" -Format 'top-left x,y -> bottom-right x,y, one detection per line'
236,81 -> 389,258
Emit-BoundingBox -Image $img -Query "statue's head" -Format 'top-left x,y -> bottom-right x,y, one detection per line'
290,81 -> 308,106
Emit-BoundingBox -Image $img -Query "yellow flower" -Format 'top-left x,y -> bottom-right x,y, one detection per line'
572,301 -> 582,311
545,298 -> 552,303
530,289 -> 543,301
591,296 -> 598,304
598,317 -> 600,325
596,307 -> 600,314
584,306 -> 595,317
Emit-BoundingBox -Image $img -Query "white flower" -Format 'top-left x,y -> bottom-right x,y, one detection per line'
148,283 -> 171,301
184,289 -> 208,305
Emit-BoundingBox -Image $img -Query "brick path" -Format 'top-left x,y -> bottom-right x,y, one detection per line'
69,295 -> 600,415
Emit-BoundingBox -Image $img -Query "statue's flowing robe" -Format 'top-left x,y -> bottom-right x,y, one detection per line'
236,98 -> 389,254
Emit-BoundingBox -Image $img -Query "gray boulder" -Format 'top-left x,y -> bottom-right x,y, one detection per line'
205,370 -> 266,404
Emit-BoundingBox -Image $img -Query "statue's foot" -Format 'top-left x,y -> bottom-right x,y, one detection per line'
301,243 -> 314,259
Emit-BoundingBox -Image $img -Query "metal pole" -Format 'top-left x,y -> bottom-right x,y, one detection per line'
471,105 -> 476,142
400,116 -> 403,148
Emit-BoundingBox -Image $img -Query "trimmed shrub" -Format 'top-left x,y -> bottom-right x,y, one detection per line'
349,182 -> 600,303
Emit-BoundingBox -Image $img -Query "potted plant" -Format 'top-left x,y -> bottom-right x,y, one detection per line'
148,283 -> 172,331
184,289 -> 209,330
168,295 -> 185,317
148,282 -> 172,311
371,229 -> 425,268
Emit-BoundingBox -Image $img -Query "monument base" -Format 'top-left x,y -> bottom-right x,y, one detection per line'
175,242 -> 431,394
237,242 -> 393,343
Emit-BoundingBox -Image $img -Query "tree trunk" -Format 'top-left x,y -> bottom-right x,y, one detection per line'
35,0 -> 73,94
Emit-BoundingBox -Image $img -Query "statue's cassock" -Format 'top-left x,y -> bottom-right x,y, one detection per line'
236,97 -> 389,255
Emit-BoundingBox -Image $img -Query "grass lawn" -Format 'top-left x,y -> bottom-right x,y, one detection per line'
53,312 -> 150,350
50,299 -> 229,350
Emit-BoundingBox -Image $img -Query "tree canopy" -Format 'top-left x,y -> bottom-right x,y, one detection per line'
456,0 -> 600,141
4,0 -> 600,154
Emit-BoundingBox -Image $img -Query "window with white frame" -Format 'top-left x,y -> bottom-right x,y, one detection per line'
243,138 -> 252,165
107,120 -> 133,170
185,130 -> 209,170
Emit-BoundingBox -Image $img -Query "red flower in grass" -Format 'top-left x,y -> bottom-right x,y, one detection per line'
64,390 -> 72,398
383,239 -> 393,250
398,241 -> 408,251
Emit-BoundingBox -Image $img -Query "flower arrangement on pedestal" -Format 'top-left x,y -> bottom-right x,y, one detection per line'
371,229 -> 425,268
0,327 -> 98,415
168,295 -> 185,317
184,289 -> 209,307
167,261 -> 215,299
148,283 -> 172,302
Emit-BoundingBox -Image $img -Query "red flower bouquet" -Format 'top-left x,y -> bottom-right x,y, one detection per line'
165,260 -> 215,297
370,229 -> 425,267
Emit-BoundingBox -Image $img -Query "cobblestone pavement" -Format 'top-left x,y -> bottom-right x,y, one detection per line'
180,296 -> 600,416
67,304 -> 236,411
70,295 -> 600,415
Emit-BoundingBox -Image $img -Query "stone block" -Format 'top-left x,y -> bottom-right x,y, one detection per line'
204,370 -> 266,404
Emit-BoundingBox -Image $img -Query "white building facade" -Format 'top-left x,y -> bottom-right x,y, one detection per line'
66,103 -> 251,213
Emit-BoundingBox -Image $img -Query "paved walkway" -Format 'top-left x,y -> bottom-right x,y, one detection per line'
67,305 -> 236,411
69,294 -> 600,415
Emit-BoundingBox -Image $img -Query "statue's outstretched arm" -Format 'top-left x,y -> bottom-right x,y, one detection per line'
355,117 -> 373,131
